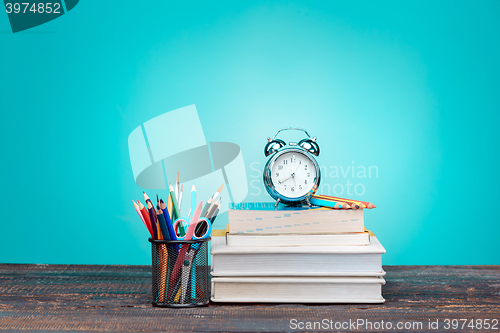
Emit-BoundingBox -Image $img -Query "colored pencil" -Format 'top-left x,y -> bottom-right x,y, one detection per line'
191,184 -> 196,209
167,194 -> 173,220
137,200 -> 153,236
169,183 -> 185,236
313,194 -> 375,209
168,184 -> 181,220
158,245 -> 168,303
206,197 -> 220,220
144,192 -> 158,239
209,207 -> 220,224
156,206 -> 170,241
160,198 -> 167,212
160,199 -> 177,240
200,197 -> 212,219
312,194 -> 363,209
309,197 -> 343,209
157,218 -> 163,239
175,171 -> 180,201
132,200 -> 152,237
168,201 -> 203,298
178,184 -> 184,214
205,184 -> 224,216
338,202 -> 352,210
212,183 -> 224,201
198,198 -> 220,236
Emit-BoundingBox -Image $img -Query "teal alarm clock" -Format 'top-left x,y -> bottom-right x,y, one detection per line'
263,128 -> 321,206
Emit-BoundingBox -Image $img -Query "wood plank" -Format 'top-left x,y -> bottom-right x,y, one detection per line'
0,264 -> 499,332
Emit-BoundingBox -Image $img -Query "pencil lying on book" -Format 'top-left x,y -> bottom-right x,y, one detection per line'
310,196 -> 343,209
338,202 -> 351,210
312,194 -> 360,209
313,194 -> 375,209
333,195 -> 374,208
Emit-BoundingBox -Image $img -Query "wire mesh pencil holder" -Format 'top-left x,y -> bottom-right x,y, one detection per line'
149,238 -> 211,308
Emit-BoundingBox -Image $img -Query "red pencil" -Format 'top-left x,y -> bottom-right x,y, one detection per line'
137,200 -> 154,236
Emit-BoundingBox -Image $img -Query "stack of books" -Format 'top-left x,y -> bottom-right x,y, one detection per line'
210,202 -> 386,303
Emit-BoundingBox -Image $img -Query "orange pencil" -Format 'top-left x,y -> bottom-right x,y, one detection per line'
327,195 -> 375,209
167,193 -> 173,221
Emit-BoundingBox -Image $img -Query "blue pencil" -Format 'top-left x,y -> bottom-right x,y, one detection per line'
309,197 -> 342,209
156,206 -> 171,240
160,199 -> 177,240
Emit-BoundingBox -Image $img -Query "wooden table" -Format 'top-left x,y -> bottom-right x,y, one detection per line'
0,264 -> 498,332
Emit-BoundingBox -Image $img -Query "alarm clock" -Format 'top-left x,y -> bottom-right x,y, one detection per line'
263,128 -> 321,206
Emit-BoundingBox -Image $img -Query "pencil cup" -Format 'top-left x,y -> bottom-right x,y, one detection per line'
149,238 -> 211,308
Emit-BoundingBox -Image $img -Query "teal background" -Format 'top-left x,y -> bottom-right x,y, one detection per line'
1,1 -> 499,265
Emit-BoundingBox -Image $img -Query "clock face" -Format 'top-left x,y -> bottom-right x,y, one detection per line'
270,151 -> 317,199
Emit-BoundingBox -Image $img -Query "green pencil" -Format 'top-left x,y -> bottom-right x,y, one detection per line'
169,183 -> 185,236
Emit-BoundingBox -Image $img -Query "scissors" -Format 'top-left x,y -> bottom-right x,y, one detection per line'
173,216 -> 211,241
168,201 -> 211,303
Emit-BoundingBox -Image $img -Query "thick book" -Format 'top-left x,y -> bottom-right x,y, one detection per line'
211,276 -> 385,303
228,202 -> 364,234
211,234 -> 386,277
226,231 -> 370,247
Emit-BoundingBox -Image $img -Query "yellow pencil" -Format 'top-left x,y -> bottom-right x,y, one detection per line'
167,193 -> 173,220
313,194 -> 367,208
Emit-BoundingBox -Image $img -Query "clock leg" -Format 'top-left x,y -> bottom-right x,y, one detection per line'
275,198 -> 281,208
305,197 -> 312,207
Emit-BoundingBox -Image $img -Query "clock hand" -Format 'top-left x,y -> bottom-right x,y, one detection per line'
278,175 -> 293,184
291,155 -> 297,186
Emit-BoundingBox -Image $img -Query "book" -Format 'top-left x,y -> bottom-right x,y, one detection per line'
228,202 -> 364,234
211,234 -> 386,277
225,231 -> 370,247
211,276 -> 385,303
